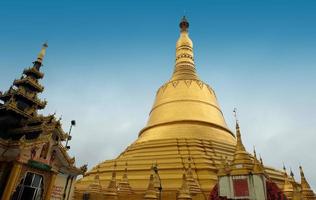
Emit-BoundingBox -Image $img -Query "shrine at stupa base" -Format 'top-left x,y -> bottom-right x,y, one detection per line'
74,17 -> 316,200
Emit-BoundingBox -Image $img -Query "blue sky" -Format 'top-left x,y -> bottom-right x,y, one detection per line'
1,0 -> 316,188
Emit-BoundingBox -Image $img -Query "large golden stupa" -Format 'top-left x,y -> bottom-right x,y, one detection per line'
74,17 -> 305,199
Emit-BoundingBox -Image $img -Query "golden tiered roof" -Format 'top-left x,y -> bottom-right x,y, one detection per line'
75,17 -> 293,199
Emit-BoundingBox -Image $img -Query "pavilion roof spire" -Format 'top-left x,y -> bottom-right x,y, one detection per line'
34,42 -> 48,69
37,42 -> 48,62
299,165 -> 312,190
171,16 -> 198,81
299,165 -> 316,199
230,109 -> 254,175
233,109 -> 246,152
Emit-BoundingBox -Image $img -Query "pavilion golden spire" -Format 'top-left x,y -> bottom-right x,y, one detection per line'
230,110 -> 254,175
235,121 -> 246,152
233,109 -> 246,152
172,16 -> 198,81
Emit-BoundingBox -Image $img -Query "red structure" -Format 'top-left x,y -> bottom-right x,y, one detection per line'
209,181 -> 287,200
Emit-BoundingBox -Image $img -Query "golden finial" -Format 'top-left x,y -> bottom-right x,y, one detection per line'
290,168 -> 294,178
253,146 -> 257,159
37,42 -> 48,63
233,108 -> 240,131
233,108 -> 245,151
259,154 -> 263,165
233,108 -> 238,120
299,165 -> 304,177
179,16 -> 189,32
283,163 -> 287,172
299,165 -> 313,192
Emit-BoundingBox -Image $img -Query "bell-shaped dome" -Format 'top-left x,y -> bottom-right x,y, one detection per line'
137,17 -> 235,145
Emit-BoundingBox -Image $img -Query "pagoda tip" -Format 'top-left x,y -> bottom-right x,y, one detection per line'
43,42 -> 48,48
299,165 -> 305,176
233,108 -> 239,129
290,168 -> 294,178
36,42 -> 48,64
179,15 -> 189,32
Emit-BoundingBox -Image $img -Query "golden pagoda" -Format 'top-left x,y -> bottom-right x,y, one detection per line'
75,17 -> 314,199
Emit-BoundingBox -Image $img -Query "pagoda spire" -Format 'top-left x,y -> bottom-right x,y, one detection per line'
185,157 -> 201,195
104,162 -> 118,199
252,153 -> 265,174
235,120 -> 246,152
117,162 -> 133,195
230,109 -> 253,175
283,165 -> 294,198
34,42 -> 48,69
88,170 -> 102,193
299,165 -> 316,199
171,16 -> 198,81
253,146 -> 257,159
177,173 -> 192,200
300,165 -> 312,190
144,174 -> 159,200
